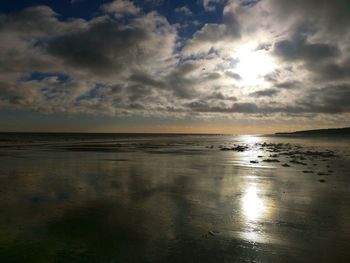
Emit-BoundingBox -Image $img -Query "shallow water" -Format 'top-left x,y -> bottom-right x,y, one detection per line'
0,133 -> 350,262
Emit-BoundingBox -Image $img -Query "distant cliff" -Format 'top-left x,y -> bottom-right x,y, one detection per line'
275,127 -> 350,136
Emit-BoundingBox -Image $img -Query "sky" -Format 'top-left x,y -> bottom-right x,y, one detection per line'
0,0 -> 349,134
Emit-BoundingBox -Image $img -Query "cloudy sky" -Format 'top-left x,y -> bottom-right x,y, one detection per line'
0,0 -> 349,133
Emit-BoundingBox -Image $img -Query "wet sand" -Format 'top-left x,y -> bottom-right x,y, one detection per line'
0,133 -> 350,262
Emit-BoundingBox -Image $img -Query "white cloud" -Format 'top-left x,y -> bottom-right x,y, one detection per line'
202,0 -> 224,12
174,6 -> 192,16
101,0 -> 140,17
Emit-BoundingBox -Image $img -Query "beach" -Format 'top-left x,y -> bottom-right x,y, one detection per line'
0,133 -> 349,262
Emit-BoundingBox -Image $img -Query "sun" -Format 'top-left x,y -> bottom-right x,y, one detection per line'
234,42 -> 276,86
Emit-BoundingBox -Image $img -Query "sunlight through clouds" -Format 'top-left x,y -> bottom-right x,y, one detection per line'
234,42 -> 276,86
0,0 -> 349,132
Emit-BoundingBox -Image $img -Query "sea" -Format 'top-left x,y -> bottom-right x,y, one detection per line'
0,133 -> 349,262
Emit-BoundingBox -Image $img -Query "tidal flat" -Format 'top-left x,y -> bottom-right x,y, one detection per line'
0,133 -> 349,262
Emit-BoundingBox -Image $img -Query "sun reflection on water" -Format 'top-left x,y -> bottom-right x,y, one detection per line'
241,135 -> 261,145
242,185 -> 265,221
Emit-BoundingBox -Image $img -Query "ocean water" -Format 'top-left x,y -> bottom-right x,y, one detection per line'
0,133 -> 350,262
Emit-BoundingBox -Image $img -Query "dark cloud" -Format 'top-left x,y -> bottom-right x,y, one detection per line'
186,101 -> 259,113
306,60 -> 350,81
232,102 -> 259,113
0,6 -> 82,76
263,71 -> 280,83
275,81 -> 300,89
129,72 -> 164,88
270,0 -> 350,36
186,84 -> 350,115
204,72 -> 221,80
186,101 -> 230,113
255,43 -> 271,51
250,89 -> 279,97
206,92 -> 237,101
0,6 -> 178,115
0,6 -> 59,36
302,85 -> 350,113
274,34 -> 340,63
176,62 -> 197,75
222,12 -> 241,37
127,62 -> 199,99
127,84 -> 152,102
162,62 -> 198,99
47,15 -> 174,75
225,71 -> 242,80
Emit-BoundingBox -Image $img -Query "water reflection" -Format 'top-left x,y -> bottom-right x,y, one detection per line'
241,135 -> 262,145
0,134 -> 350,262
242,185 -> 265,221
239,184 -> 268,244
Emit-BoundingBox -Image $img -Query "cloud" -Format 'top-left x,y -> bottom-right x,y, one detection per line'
162,62 -> 199,99
306,59 -> 350,81
275,81 -> 300,89
301,85 -> 350,114
269,0 -> 350,37
174,6 -> 192,16
47,19 -> 148,75
202,0 -> 224,12
194,22 -> 239,43
0,6 -> 61,36
250,89 -> 279,97
101,0 -> 140,17
0,5 -> 178,116
182,11 -> 240,54
47,12 -> 176,77
225,71 -> 241,80
206,91 -> 237,101
187,101 -> 260,114
274,34 -> 340,63
0,0 -> 349,126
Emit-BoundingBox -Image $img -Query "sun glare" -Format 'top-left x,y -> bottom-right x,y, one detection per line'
242,185 -> 265,221
234,43 -> 276,86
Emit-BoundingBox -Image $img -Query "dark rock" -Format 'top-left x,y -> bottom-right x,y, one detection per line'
290,159 -> 307,165
231,145 -> 249,152
263,159 -> 280,163
220,148 -> 231,151
220,145 -> 249,152
208,230 -> 220,236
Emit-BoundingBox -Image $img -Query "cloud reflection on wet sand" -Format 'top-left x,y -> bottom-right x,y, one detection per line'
0,134 -> 350,262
